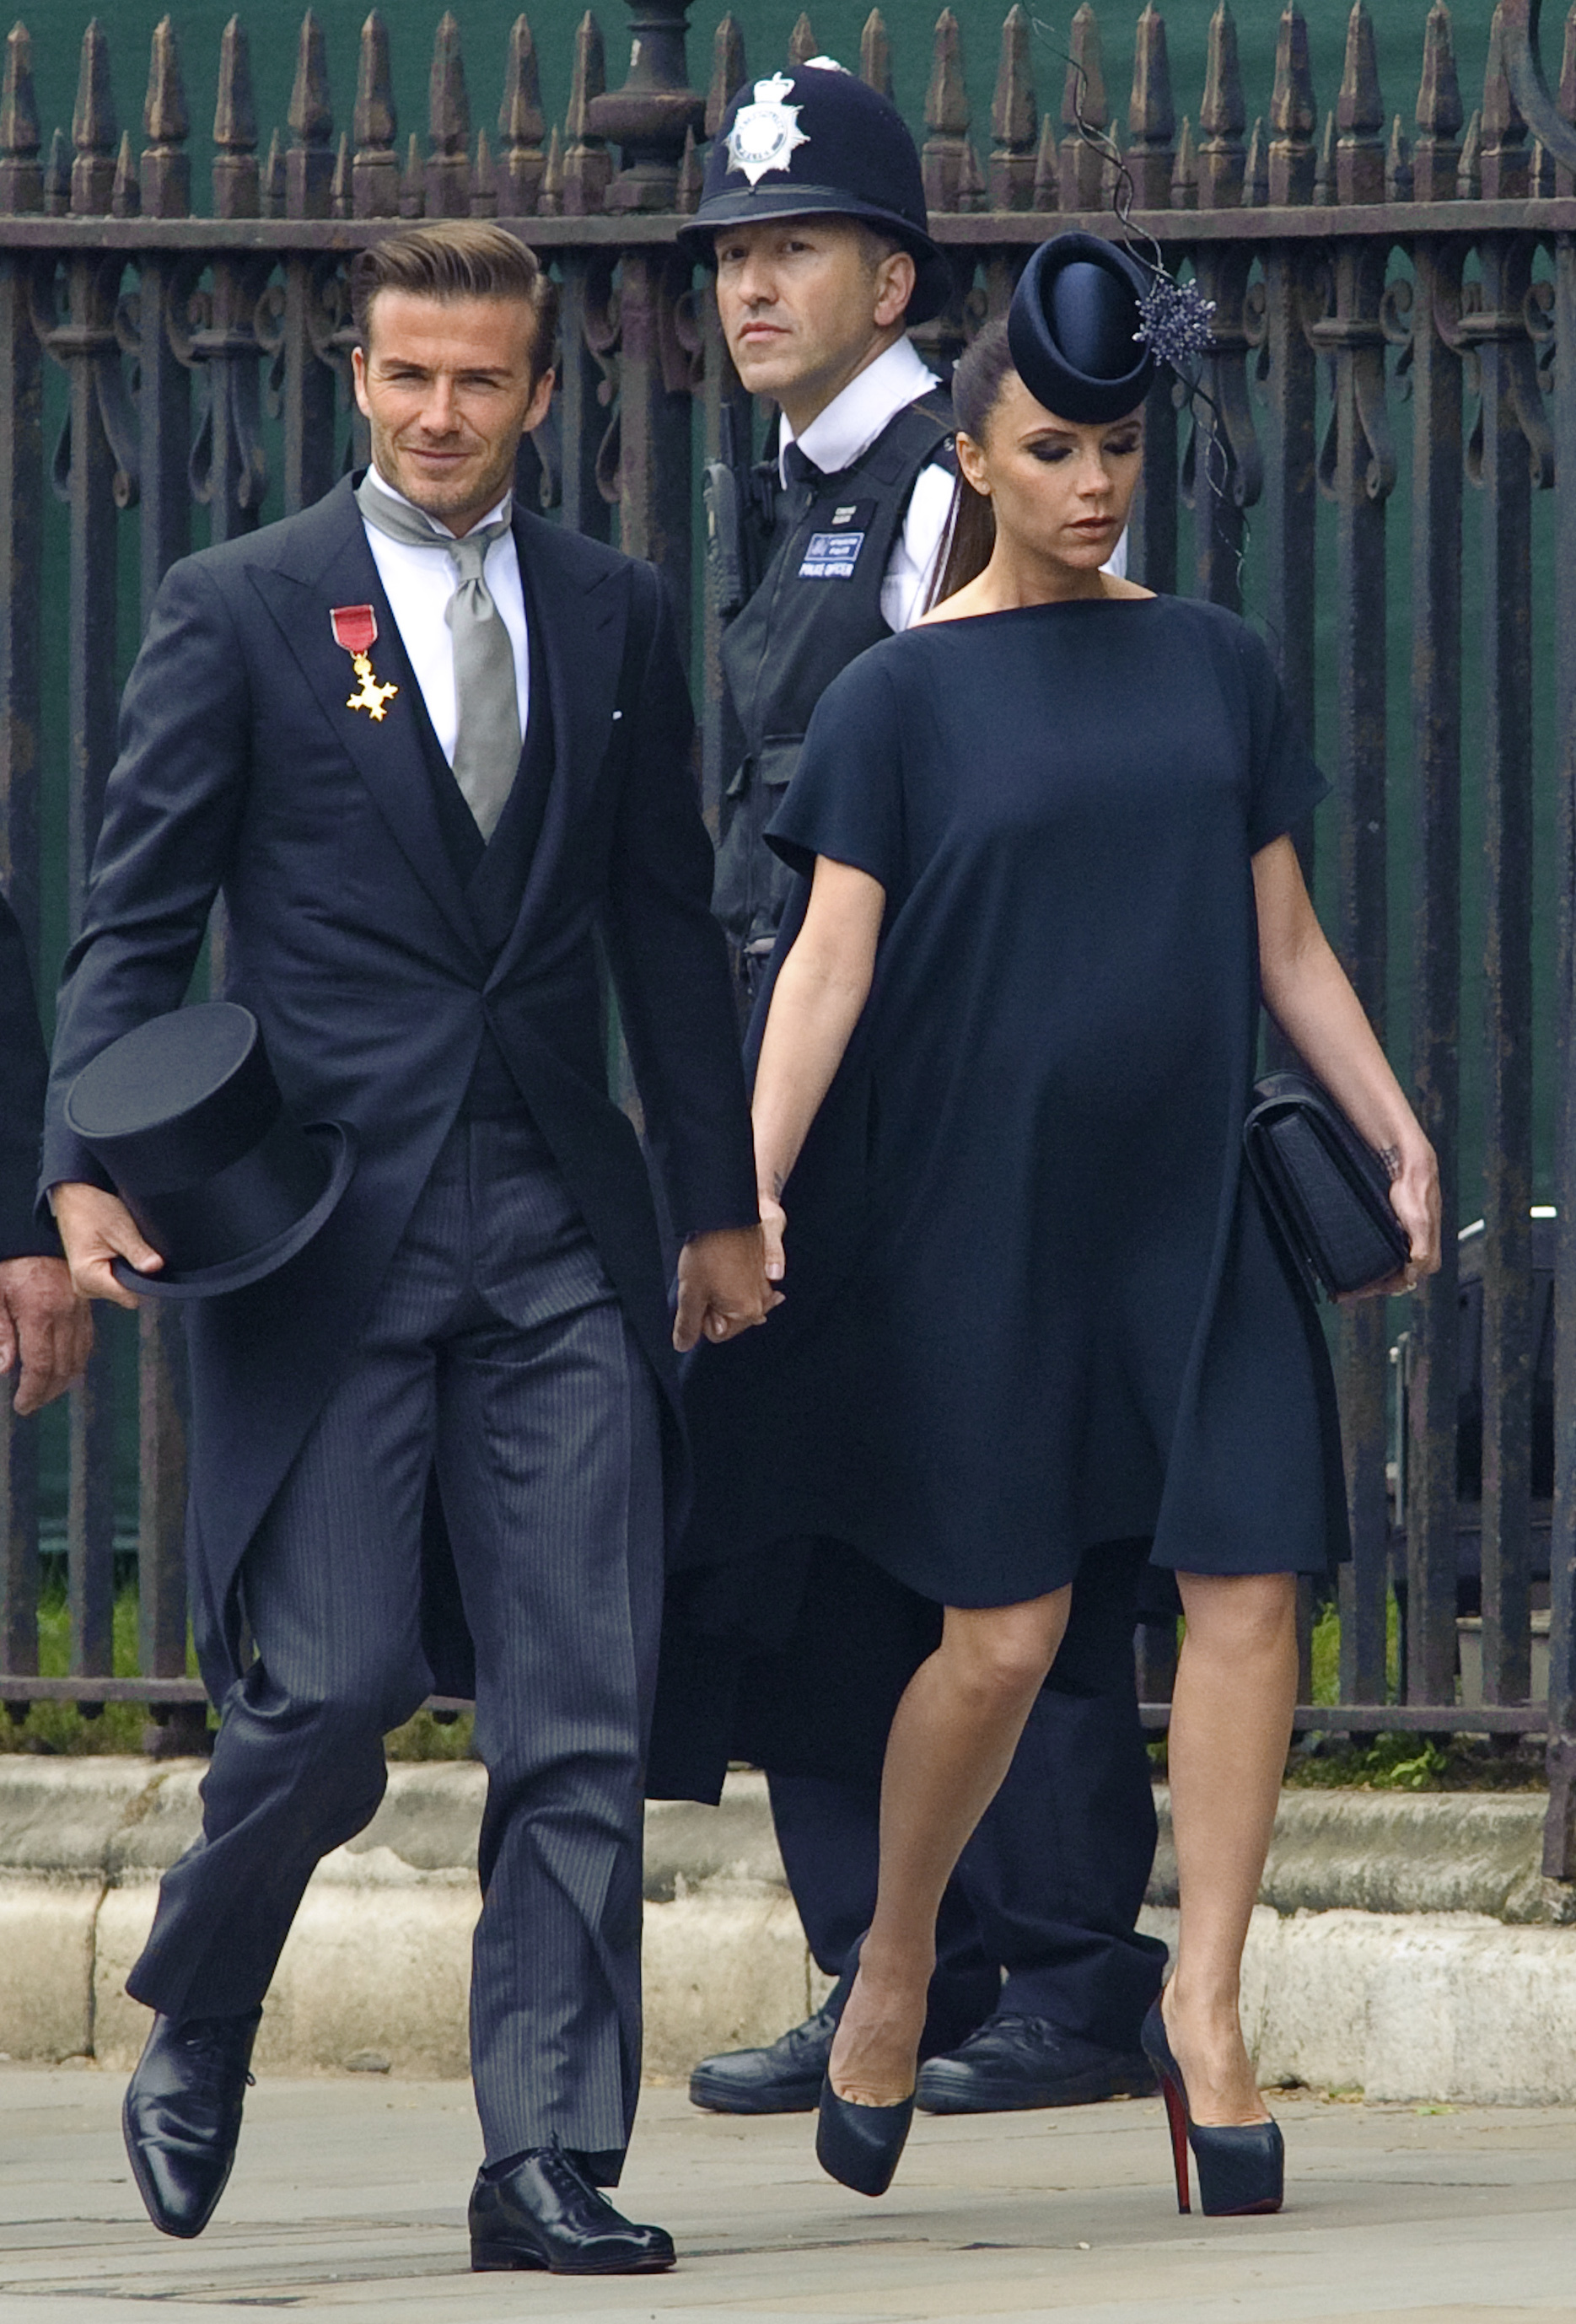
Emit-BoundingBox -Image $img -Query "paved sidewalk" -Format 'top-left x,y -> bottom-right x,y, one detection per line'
0,2064 -> 1572,2321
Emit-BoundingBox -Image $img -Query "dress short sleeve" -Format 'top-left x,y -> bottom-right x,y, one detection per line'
765,648 -> 906,896
1234,620 -> 1328,853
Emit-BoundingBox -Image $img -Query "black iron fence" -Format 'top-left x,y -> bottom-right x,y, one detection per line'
2,0 -> 1574,1866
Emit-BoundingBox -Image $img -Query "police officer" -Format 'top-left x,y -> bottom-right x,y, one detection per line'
673,60 -> 1166,2117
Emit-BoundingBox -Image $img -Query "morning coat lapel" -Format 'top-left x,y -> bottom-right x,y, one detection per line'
485,508 -> 630,993
245,477 -> 482,966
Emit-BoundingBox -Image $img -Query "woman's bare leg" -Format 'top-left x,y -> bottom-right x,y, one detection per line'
1164,1569 -> 1298,2126
828,1588 -> 1072,2106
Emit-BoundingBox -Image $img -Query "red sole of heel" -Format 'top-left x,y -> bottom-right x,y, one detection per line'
1159,2075 -> 1191,2214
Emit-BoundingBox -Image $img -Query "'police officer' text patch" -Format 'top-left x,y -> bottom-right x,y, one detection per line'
799,529 -> 866,580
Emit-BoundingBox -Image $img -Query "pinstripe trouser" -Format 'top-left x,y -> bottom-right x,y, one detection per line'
126,1116 -> 665,2179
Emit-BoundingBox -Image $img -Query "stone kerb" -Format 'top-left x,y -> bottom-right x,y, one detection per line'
3,1762 -> 1575,2103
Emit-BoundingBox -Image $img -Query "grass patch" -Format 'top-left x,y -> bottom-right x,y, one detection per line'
1284,1734 -> 1546,1790
1,1577 -> 202,1756
2,1697 -> 153,1755
385,1708 -> 476,1761
1148,1727 -> 1546,1789
4,1579 -> 475,1761
4,1583 -> 1549,1787
1308,1593 -> 1404,1706
1147,1594 -> 1546,1790
1294,1593 -> 1544,1788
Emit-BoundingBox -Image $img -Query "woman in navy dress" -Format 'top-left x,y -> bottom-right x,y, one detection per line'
684,237 -> 1440,2214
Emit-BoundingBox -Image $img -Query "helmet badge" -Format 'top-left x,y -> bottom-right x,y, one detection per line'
725,73 -> 810,186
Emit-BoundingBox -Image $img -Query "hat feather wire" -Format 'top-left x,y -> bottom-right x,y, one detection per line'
1028,15 -> 1247,606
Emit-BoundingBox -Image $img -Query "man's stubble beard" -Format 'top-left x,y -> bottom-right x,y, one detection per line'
371,422 -> 518,530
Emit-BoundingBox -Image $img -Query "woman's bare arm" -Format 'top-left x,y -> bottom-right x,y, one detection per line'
1252,835 -> 1440,1292
752,856 -> 886,1283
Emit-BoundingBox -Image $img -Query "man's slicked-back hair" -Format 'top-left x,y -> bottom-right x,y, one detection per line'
350,222 -> 559,379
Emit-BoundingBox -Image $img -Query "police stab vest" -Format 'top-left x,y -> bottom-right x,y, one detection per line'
714,390 -> 955,957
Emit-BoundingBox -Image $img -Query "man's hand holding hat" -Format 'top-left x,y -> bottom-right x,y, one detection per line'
51,1182 -> 164,1311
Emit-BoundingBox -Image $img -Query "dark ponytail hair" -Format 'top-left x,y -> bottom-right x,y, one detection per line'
927,317 -> 1018,611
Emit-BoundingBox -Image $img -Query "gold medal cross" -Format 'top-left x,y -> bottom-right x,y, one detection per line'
347,652 -> 399,721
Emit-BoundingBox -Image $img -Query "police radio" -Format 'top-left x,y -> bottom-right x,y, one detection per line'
704,401 -> 774,623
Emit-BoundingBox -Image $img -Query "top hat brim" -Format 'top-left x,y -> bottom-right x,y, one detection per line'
680,190 -> 952,326
110,1121 -> 358,1303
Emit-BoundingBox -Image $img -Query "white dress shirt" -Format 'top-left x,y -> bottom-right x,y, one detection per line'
359,463 -> 530,766
778,337 -> 951,633
778,335 -> 1127,633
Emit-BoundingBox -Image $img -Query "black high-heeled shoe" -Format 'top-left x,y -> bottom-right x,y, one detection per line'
815,2074 -> 914,2198
1139,1998 -> 1283,2219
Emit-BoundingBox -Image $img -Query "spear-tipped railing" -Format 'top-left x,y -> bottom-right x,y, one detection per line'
0,3 -> 1571,1872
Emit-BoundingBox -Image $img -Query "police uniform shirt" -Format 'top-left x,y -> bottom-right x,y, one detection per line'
777,337 -> 953,633
777,335 -> 1127,632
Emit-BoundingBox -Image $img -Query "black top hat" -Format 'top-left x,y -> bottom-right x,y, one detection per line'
1007,232 -> 1158,425
64,1003 -> 356,1301
681,62 -> 951,327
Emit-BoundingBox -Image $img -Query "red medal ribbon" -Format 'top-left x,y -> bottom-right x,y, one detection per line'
330,604 -> 378,658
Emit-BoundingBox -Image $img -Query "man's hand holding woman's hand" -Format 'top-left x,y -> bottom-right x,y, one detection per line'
672,1222 -> 782,1353
52,1182 -> 164,1310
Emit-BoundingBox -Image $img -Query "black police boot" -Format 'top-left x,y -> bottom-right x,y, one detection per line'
122,2006 -> 261,2237
688,1972 -> 851,2114
468,2141 -> 675,2274
916,2013 -> 1157,2113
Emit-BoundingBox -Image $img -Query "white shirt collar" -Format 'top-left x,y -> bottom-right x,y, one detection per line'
777,337 -> 940,484
363,460 -> 512,540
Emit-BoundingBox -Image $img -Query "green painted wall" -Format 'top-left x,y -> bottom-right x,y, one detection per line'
20,3 -> 1511,190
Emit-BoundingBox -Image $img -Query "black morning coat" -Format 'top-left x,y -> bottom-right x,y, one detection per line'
40,475 -> 758,1703
0,891 -> 59,1262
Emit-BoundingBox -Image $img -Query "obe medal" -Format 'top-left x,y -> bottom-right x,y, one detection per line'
331,604 -> 400,722
725,73 -> 810,186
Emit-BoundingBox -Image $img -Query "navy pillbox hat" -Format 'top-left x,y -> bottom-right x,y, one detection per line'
1008,233 -> 1158,424
682,63 -> 951,326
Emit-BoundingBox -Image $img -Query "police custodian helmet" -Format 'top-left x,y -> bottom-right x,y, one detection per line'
681,60 -> 952,326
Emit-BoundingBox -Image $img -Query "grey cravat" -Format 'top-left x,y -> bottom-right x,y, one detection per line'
355,474 -> 523,841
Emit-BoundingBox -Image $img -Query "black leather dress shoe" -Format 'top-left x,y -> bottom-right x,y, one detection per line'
122,2007 -> 261,2238
688,1975 -> 850,2114
468,2142 -> 675,2274
917,2013 -> 1157,2113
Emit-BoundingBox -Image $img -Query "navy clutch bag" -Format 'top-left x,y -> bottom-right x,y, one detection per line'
1242,1070 -> 1411,1301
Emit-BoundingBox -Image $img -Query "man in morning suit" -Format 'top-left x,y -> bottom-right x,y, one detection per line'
0,890 -> 90,1413
661,61 -> 1165,2119
45,223 -> 768,2275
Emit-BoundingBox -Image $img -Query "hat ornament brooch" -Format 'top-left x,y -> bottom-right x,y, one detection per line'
1044,14 -> 1218,387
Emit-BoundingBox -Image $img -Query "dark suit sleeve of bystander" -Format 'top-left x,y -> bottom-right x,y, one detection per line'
40,556 -> 252,1203
600,566 -> 758,1244
0,890 -> 62,1259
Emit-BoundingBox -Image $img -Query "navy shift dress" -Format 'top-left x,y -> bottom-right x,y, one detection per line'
682,594 -> 1350,1609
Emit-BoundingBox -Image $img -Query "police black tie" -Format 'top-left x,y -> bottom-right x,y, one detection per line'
781,440 -> 820,519
355,476 -> 522,842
